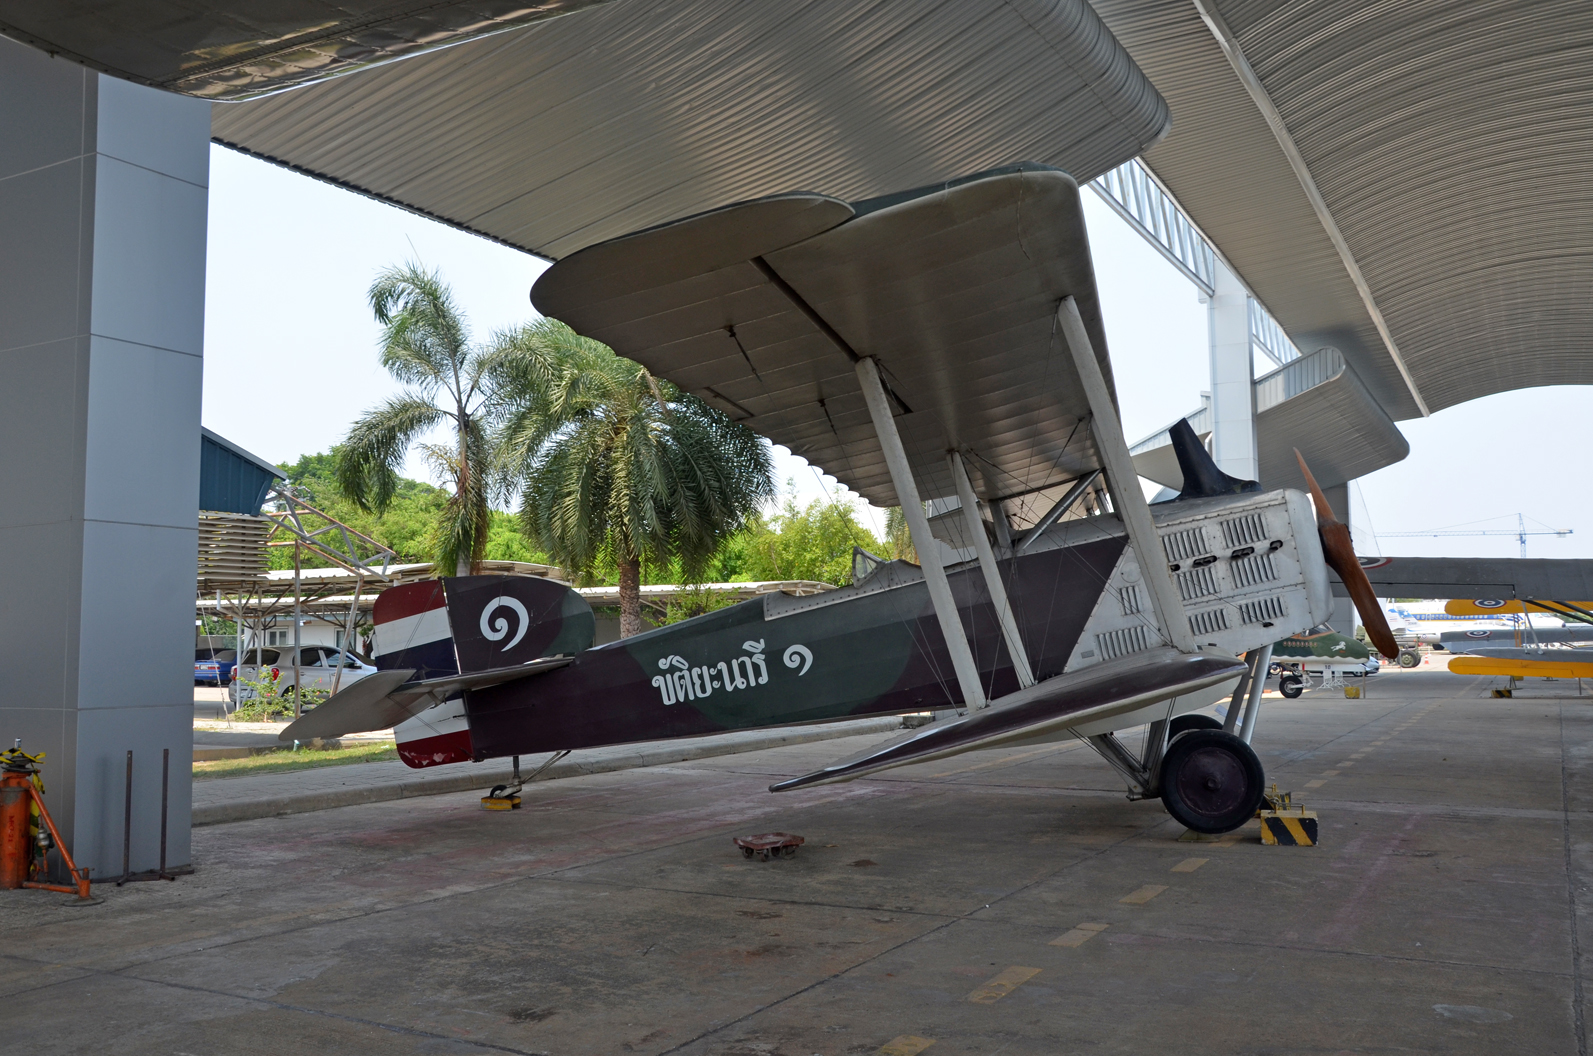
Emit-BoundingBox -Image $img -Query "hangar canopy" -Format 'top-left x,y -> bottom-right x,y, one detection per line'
203,0 -> 1169,260
10,0 -> 1591,478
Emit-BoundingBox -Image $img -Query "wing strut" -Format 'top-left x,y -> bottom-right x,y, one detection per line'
950,450 -> 1034,688
856,356 -> 988,711
1056,297 -> 1195,653
1016,470 -> 1101,553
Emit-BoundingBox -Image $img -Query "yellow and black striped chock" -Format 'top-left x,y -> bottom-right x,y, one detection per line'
1259,809 -> 1318,846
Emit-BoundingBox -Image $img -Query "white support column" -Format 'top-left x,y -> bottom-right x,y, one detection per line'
1055,298 -> 1196,653
950,451 -> 1034,688
1207,260 -> 1258,480
0,40 -> 209,879
856,357 -> 987,710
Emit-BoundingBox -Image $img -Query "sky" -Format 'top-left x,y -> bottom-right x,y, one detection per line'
201,144 -> 1590,561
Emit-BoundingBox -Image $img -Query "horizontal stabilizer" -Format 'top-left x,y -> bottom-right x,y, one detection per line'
278,657 -> 572,742
770,649 -> 1245,792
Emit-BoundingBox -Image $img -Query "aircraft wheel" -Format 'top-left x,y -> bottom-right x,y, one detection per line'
1398,650 -> 1420,668
1279,675 -> 1304,698
1169,714 -> 1223,738
1159,730 -> 1265,834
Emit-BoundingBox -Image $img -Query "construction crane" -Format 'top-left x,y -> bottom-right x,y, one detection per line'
1378,513 -> 1572,558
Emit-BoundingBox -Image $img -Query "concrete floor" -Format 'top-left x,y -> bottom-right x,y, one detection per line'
5,669 -> 1588,1054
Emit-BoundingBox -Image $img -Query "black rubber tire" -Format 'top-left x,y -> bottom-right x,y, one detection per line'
1169,714 -> 1223,738
1279,675 -> 1304,699
1159,729 -> 1266,834
1398,650 -> 1420,669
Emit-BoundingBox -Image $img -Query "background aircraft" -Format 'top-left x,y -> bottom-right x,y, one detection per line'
1269,627 -> 1374,697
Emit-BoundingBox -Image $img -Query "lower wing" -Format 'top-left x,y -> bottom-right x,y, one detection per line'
770,649 -> 1246,791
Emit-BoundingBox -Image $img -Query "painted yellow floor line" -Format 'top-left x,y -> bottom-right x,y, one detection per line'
1321,770 -> 1340,776
968,966 -> 1042,1003
879,1036 -> 936,1056
1049,922 -> 1109,947
1120,884 -> 1168,905
1304,779 -> 1326,789
1171,858 -> 1207,873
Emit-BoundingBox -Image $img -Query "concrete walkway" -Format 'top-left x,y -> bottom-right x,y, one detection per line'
191,716 -> 905,826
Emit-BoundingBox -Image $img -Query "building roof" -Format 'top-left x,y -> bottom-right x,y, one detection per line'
199,427 -> 285,516
17,0 -> 1593,446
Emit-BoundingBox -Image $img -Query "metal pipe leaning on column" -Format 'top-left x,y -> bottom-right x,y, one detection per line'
116,749 -> 177,886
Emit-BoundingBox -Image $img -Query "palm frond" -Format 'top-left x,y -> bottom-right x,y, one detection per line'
368,263 -> 471,395
335,394 -> 445,513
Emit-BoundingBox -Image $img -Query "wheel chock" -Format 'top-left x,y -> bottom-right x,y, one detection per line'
1492,688 -> 1513,698
481,782 -> 522,810
1344,685 -> 1361,699
1259,810 -> 1318,846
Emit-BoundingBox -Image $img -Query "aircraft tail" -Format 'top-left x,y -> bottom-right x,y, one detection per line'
369,576 -> 594,767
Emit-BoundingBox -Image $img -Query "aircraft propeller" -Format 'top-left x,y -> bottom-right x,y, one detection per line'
1294,450 -> 1399,660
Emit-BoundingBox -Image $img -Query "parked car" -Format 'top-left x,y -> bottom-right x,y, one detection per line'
195,648 -> 238,685
229,647 -> 378,704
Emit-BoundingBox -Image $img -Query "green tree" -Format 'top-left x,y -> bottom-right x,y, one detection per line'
498,320 -> 775,637
334,263 -> 520,576
740,494 -> 883,586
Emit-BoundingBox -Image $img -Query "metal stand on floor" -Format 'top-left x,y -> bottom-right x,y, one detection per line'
116,750 -> 177,885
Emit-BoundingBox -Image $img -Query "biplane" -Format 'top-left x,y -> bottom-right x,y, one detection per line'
1439,599 -> 1593,680
284,165 -> 1397,834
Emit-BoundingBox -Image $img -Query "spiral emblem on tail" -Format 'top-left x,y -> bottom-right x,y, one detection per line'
480,596 -> 529,652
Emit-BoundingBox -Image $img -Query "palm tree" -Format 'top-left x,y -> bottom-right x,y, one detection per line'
336,263 -> 517,577
497,320 -> 776,637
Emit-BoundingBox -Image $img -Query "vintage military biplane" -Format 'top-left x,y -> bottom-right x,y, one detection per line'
284,165 -> 1397,833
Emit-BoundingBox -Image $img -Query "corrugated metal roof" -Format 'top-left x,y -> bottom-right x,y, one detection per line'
1092,0 -> 1593,419
200,428 -> 284,516
211,0 -> 1170,259
0,0 -> 617,99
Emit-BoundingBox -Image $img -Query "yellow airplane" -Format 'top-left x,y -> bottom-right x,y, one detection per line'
1442,598 -> 1593,679
1444,599 -> 1593,618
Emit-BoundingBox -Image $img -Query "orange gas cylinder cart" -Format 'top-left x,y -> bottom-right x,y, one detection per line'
0,742 -> 92,898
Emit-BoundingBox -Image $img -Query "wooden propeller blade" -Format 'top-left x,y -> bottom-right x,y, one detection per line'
1294,449 -> 1399,659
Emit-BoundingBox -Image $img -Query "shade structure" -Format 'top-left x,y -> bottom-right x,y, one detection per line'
1092,0 -> 1593,421
205,0 -> 1169,260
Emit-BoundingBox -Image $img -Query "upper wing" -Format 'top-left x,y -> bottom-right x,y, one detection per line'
277,657 -> 572,742
530,164 -> 1113,514
770,649 -> 1245,792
